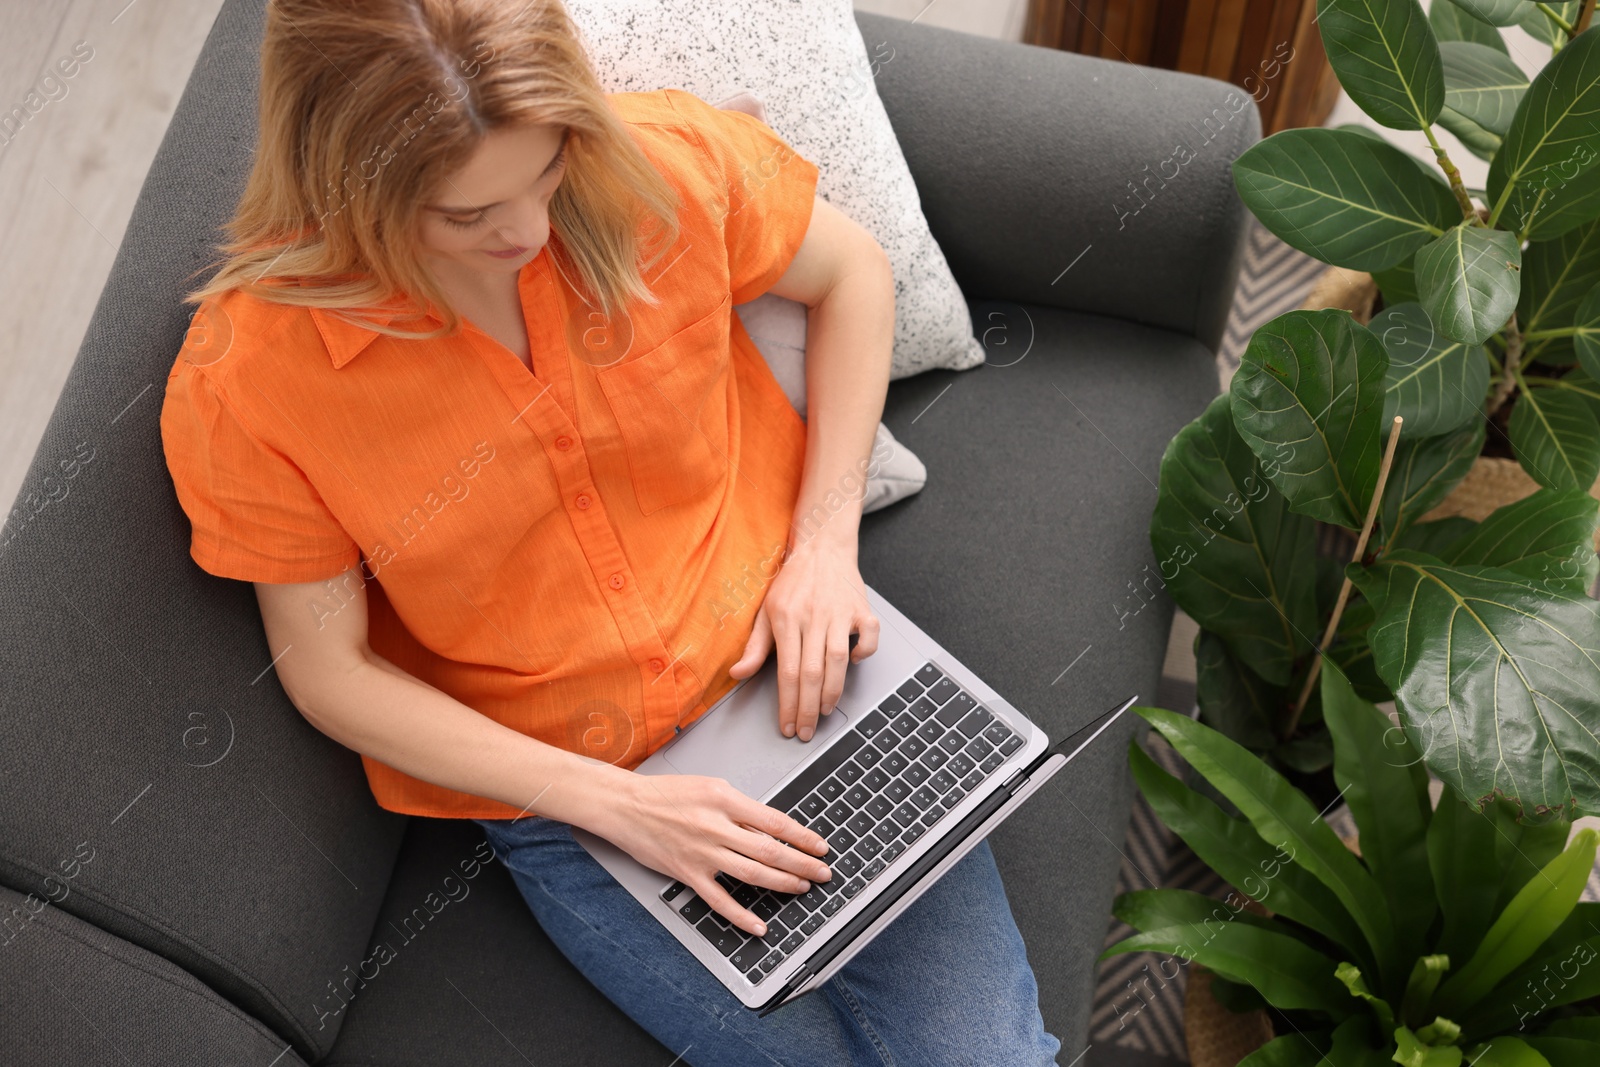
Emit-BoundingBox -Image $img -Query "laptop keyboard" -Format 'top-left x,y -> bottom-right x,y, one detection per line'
659,660 -> 1025,985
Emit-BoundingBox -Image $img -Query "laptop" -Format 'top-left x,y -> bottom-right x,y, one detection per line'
572,582 -> 1135,1014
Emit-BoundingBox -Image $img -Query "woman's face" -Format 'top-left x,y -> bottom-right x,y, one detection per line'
417,122 -> 571,279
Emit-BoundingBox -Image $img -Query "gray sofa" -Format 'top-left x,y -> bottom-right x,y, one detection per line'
0,3 -> 1257,1063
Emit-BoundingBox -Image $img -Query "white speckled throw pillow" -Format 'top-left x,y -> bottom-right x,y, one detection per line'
713,92 -> 926,514
564,0 -> 986,382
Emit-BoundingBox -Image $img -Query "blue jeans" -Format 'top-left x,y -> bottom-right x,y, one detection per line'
472,814 -> 1062,1067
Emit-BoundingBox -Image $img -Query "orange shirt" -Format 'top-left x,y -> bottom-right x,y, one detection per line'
160,88 -> 819,819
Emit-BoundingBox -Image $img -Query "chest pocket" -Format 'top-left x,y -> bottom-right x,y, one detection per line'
597,293 -> 732,516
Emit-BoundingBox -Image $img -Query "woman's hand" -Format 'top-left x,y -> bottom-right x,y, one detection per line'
588,771 -> 833,936
728,538 -> 880,742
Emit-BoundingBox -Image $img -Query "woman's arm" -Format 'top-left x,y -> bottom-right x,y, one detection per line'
728,194 -> 896,741
255,566 -> 830,938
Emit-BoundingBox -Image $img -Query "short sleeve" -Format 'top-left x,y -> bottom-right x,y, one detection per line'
160,359 -> 363,585
671,90 -> 821,306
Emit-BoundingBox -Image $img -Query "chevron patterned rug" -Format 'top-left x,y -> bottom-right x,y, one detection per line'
1083,216 -> 1600,1067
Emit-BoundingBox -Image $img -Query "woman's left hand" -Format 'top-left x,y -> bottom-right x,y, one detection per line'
728,539 -> 880,742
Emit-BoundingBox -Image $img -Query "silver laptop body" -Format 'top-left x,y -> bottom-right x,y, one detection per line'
573,582 -> 1134,1013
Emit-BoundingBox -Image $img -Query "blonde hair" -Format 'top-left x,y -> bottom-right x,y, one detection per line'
185,0 -> 681,339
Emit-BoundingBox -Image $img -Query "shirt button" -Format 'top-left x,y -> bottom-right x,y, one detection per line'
609,573 -> 624,590
555,435 -> 573,451
648,658 -> 665,673
575,493 -> 591,510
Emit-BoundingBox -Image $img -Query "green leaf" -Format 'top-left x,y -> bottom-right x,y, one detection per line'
1151,394 -> 1319,686
1435,829 -> 1599,1014
1330,1015 -> 1399,1065
1401,954 -> 1452,1028
1239,1032 -> 1331,1067
1573,284 -> 1600,380
1379,420 -> 1486,545
1112,887 -> 1282,935
1488,28 -> 1600,232
1440,487 -> 1600,592
1520,0 -> 1584,48
1394,516 -> 1478,557
1471,907 -> 1600,1035
1508,383 -> 1600,491
1195,628 -> 1282,752
1540,1016 -> 1600,1040
1395,1025 -> 1465,1066
1349,550 -> 1600,817
1372,302 -> 1491,437
1376,255 -> 1424,305
1233,128 -> 1460,270
1430,0 -> 1510,55
1520,220 -> 1600,366
1317,0 -> 1445,129
1127,738 -> 1373,959
1338,960 -> 1397,1032
1417,1017 -> 1463,1044
1465,1036 -> 1556,1067
1103,922 -> 1354,1012
1324,663 -> 1437,976
1524,1037 -> 1600,1067
1232,309 -> 1389,529
1137,706 -> 1399,978
1415,223 -> 1523,346
1447,0 -> 1529,26
1440,41 -> 1528,135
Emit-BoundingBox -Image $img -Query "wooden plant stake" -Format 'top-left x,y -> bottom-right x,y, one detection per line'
1283,415 -> 1404,739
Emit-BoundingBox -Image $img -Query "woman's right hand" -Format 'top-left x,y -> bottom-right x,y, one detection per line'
587,771 -> 833,937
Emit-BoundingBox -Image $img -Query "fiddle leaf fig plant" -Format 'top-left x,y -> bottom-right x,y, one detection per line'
1105,668 -> 1599,1065
1151,0 -> 1600,816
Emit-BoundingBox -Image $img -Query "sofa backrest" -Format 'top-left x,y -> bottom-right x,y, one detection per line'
0,0 -> 406,1060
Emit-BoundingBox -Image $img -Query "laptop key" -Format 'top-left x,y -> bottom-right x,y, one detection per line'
799,794 -> 827,818
910,786 -> 939,811
908,695 -> 940,721
730,940 -> 767,972
936,693 -> 975,727
863,857 -> 887,881
825,800 -> 852,824
734,883 -> 760,907
872,732 -> 898,753
778,902 -> 808,929
1000,735 -> 1024,756
798,885 -> 828,911
836,760 -> 864,786
915,720 -> 943,745
877,693 -> 907,716
979,752 -> 1005,774
901,823 -> 927,846
856,746 -> 883,770
760,920 -> 789,947
679,895 -> 711,924
801,913 -> 826,935
882,752 -> 909,776
893,802 -> 920,826
761,950 -> 785,971
958,708 -> 995,738
822,897 -> 845,916
835,851 -> 864,877
945,786 -> 967,806
865,795 -> 893,819
662,881 -> 686,903
966,737 -> 994,759
948,754 -> 976,778
899,735 -> 928,760
983,722 -> 1014,747
930,770 -> 957,794
697,917 -> 746,956
812,817 -> 835,837
873,818 -> 902,845
856,709 -> 889,738
828,828 -> 857,853
885,778 -> 912,802
863,768 -> 890,793
857,836 -> 883,861
921,805 -> 948,828
882,841 -> 907,863
891,713 -> 918,737
752,896 -> 782,921
920,748 -> 949,772
962,770 -> 984,791
841,878 -> 866,899
927,677 -> 959,705
938,733 -> 966,756
780,931 -> 805,953
846,810 -> 875,837
819,777 -> 846,802
914,662 -> 942,686
896,678 -> 925,702
843,784 -> 872,808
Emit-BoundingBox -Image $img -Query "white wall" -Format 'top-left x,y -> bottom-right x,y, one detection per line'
852,0 -> 1028,42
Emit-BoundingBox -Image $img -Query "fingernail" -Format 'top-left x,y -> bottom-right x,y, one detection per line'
799,727 -> 813,741
796,880 -> 810,891
817,867 -> 832,881
782,724 -> 795,737
753,921 -> 767,935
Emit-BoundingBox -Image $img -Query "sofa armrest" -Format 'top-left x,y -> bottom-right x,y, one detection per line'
855,11 -> 1261,356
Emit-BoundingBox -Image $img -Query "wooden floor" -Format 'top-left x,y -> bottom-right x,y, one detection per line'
0,0 -> 225,511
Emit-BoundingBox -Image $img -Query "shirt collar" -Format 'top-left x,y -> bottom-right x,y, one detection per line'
309,305 -> 401,370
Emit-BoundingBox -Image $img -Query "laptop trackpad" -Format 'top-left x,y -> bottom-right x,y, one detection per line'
661,660 -> 851,800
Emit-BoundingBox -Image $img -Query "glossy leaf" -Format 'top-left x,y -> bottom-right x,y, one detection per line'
1435,829 -> 1599,1014
1317,0 -> 1444,129
1231,310 -> 1388,529
1350,550 -> 1600,816
1233,128 -> 1461,271
1415,223 -> 1523,346
1151,394 -> 1319,686
1440,108 -> 1505,164
1393,515 -> 1477,557
1323,664 -> 1437,972
1379,420 -> 1486,544
1430,0 -> 1510,55
1470,905 -> 1600,1034
1112,888 -> 1282,937
1102,922 -> 1353,1012
1447,0 -> 1529,26
1523,1037 -> 1600,1067
1375,255 -> 1424,305
1336,960 -> 1396,1032
1488,28 -> 1600,232
1520,220 -> 1600,366
1127,739 -> 1372,960
1395,1026 -> 1465,1066
1508,383 -> 1600,491
1440,41 -> 1528,134
1194,628 -> 1281,752
1329,1015 -> 1400,1065
1238,1033 -> 1330,1067
1538,1016 -> 1600,1041
1401,954 -> 1452,1028
1138,706 -> 1398,974
1371,302 -> 1490,437
1573,283 -> 1600,380
1440,487 -> 1600,592
1520,1 -> 1584,48
1466,1036 -> 1557,1067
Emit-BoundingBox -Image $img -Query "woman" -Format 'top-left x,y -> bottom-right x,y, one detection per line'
160,1 -> 1061,1062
